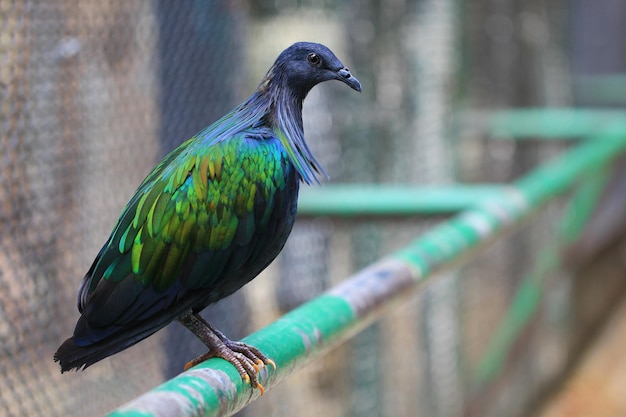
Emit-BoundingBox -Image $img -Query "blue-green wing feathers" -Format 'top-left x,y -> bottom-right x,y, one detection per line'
76,132 -> 297,344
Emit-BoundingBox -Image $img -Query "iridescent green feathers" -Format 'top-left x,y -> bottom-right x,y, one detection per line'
81,131 -> 289,299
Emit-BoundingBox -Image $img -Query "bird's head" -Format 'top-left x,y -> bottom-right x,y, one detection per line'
267,42 -> 362,99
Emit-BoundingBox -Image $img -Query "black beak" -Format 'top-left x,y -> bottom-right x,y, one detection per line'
337,67 -> 362,92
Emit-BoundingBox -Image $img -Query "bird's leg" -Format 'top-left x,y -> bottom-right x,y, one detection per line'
178,311 -> 275,394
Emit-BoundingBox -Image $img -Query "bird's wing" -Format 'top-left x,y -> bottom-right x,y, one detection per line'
76,132 -> 289,337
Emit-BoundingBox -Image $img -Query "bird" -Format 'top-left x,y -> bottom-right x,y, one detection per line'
54,42 -> 361,393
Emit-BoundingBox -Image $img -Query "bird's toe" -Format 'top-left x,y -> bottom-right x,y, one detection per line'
184,343 -> 272,394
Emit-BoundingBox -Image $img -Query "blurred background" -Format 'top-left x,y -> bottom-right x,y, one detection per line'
2,0 -> 626,416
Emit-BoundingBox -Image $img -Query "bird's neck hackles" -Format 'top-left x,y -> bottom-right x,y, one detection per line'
257,66 -> 327,185
194,65 -> 326,185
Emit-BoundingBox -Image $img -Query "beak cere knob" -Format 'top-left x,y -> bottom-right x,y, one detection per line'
337,67 -> 362,92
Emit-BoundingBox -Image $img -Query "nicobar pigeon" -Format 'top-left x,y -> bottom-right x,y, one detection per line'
54,42 -> 361,393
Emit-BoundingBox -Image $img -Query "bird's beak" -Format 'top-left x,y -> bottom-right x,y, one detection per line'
336,67 -> 362,92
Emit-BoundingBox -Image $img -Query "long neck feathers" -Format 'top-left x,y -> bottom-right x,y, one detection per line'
264,68 -> 327,185
196,65 -> 326,185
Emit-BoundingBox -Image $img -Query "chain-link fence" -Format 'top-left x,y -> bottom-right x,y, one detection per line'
1,1 -> 624,417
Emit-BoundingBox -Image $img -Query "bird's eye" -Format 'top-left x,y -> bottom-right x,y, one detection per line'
307,53 -> 321,66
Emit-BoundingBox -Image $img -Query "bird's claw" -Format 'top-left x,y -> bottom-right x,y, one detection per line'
185,340 -> 275,395
184,354 -> 209,371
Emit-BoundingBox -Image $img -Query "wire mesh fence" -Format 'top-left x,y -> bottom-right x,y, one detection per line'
1,1 -> 622,417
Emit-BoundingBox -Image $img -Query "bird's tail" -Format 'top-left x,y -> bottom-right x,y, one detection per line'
54,337 -> 111,372
54,320 -> 168,372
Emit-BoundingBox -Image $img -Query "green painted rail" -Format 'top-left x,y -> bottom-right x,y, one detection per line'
474,164 -> 612,384
487,108 -> 626,139
297,184 -> 504,216
106,119 -> 626,417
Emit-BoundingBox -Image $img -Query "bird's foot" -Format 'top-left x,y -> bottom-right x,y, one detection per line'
184,338 -> 274,394
179,312 -> 275,394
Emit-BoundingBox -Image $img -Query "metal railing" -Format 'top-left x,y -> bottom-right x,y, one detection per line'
107,110 -> 626,417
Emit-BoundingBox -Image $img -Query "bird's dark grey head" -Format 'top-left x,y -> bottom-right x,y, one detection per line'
270,42 -> 361,98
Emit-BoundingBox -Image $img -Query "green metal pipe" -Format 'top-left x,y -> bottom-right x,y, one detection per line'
474,163 -> 612,384
297,185 -> 504,217
107,127 -> 626,417
487,108 -> 626,139
396,125 -> 626,273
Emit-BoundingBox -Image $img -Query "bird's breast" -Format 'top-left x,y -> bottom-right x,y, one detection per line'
186,135 -> 300,303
